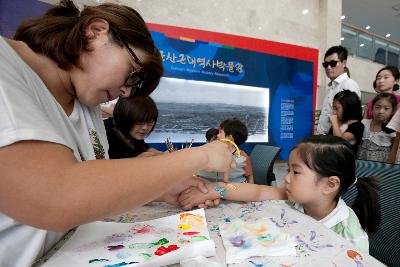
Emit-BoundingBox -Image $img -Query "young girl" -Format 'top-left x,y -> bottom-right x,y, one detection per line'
358,93 -> 398,162
104,96 -> 161,158
365,66 -> 400,119
329,90 -> 364,153
179,135 -> 381,252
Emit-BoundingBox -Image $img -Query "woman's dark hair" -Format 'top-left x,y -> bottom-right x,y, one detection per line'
376,65 -> 400,91
219,118 -> 248,145
333,90 -> 362,122
14,0 -> 163,96
205,128 -> 219,142
294,135 -> 381,234
372,92 -> 398,133
113,96 -> 158,139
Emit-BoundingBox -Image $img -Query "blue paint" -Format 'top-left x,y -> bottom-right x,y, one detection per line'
103,261 -> 139,267
249,260 -> 264,267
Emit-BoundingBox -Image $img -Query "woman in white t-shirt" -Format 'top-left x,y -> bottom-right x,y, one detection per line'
0,2 -> 234,266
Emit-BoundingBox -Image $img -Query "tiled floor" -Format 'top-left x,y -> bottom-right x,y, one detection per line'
273,160 -> 288,188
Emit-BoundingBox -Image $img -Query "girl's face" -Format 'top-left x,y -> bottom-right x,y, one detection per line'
375,70 -> 399,93
70,22 -> 148,107
284,149 -> 325,205
372,98 -> 394,123
129,122 -> 155,140
332,100 -> 343,121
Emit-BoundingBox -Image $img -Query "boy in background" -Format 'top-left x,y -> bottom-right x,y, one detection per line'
200,119 -> 254,183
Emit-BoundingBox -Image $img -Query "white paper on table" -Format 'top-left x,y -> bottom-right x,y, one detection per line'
219,218 -> 296,264
43,208 -> 215,267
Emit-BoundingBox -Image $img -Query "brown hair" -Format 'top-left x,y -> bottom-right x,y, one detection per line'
14,0 -> 163,95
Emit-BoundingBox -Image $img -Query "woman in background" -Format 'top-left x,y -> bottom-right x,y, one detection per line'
104,96 -> 162,158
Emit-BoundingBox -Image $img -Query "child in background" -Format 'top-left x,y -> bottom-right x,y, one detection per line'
387,108 -> 400,164
329,90 -> 364,154
365,66 -> 400,119
179,135 -> 381,252
104,96 -> 161,159
358,93 -> 397,162
198,118 -> 254,183
205,128 -> 219,142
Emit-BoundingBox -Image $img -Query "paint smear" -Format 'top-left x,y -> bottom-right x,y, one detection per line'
178,224 -> 191,230
116,251 -> 132,259
347,249 -> 363,260
154,245 -> 180,256
133,225 -> 153,234
128,238 -> 169,249
182,231 -> 200,236
190,235 -> 209,241
139,253 -> 152,260
107,245 -> 125,251
103,261 -> 139,267
88,258 -> 110,264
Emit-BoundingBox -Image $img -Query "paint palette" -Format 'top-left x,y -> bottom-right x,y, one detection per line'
43,209 -> 215,267
219,218 -> 296,264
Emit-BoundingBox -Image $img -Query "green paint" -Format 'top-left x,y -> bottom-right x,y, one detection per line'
88,258 -> 110,263
257,234 -> 273,241
190,236 -> 209,241
139,253 -> 152,259
128,238 -> 169,249
152,238 -> 169,246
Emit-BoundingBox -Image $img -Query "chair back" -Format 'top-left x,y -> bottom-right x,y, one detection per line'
250,144 -> 281,185
342,160 -> 400,267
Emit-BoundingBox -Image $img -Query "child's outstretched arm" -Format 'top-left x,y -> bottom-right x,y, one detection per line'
178,182 -> 286,210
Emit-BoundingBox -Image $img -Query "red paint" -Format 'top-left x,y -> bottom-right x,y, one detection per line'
182,231 -> 200,236
154,245 -> 180,256
134,225 -> 152,234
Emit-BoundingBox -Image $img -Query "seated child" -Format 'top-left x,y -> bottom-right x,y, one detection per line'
358,93 -> 397,162
104,96 -> 161,159
179,135 -> 381,252
329,90 -> 364,154
198,118 -> 254,183
205,128 -> 219,142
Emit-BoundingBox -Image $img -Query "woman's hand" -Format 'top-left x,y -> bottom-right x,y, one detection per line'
197,141 -> 236,183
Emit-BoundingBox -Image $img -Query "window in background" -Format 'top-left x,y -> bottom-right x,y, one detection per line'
387,45 -> 399,68
341,27 -> 357,56
358,34 -> 373,60
373,39 -> 387,65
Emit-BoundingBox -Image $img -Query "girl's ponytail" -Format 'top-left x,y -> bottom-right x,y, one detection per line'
352,176 -> 381,234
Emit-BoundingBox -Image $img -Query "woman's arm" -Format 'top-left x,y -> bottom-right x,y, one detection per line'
388,132 -> 400,163
0,140 -> 233,232
178,182 -> 286,210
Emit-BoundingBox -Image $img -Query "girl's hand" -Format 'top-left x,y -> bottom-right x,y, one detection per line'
178,186 -> 220,210
330,114 -> 339,125
196,141 -> 236,183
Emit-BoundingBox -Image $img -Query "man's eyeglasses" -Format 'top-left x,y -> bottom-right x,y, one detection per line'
322,60 -> 340,68
111,28 -> 146,96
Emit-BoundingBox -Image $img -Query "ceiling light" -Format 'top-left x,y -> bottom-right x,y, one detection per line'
341,15 -> 346,20
386,33 -> 391,38
302,9 -> 309,15
365,25 -> 370,30
341,37 -> 344,41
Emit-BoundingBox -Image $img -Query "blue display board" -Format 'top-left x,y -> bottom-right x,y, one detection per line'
148,24 -> 318,159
